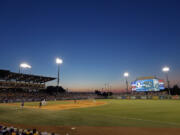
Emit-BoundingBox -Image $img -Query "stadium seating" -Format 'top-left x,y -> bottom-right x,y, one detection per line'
0,125 -> 58,135
0,89 -> 100,103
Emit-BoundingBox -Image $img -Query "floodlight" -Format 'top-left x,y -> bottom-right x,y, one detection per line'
20,63 -> 31,69
162,66 -> 170,72
56,58 -> 63,64
124,72 -> 129,77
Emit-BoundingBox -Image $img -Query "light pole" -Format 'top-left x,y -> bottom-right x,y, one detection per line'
162,66 -> 170,95
124,72 -> 129,94
104,83 -> 107,92
19,63 -> 32,73
110,85 -> 112,92
56,58 -> 63,86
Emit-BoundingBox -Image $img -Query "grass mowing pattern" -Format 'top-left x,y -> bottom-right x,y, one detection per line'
0,99 -> 180,127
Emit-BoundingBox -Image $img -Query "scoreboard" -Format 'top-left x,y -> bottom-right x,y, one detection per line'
131,79 -> 165,92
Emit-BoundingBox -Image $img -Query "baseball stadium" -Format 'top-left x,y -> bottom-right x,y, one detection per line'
0,69 -> 180,135
1,0 -> 180,135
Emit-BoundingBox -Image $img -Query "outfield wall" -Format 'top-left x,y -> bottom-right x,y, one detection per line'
115,95 -> 180,100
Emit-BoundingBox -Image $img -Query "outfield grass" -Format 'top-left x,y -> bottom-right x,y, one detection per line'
0,99 -> 180,128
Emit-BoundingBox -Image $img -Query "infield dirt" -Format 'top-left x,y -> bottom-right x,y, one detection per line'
25,100 -> 106,111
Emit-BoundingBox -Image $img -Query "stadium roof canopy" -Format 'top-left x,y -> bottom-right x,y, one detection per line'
0,69 -> 56,83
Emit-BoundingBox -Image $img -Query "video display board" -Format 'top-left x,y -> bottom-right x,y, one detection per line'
131,79 -> 164,92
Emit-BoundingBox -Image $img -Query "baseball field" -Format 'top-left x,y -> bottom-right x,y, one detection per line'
0,99 -> 180,135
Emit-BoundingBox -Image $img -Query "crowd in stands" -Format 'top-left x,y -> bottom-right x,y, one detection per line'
0,89 -> 100,103
0,125 -> 57,135
0,87 -> 176,103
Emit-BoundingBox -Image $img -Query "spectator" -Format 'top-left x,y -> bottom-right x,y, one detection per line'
0,125 -> 58,135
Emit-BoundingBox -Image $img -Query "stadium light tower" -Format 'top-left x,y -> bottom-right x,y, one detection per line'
162,66 -> 171,95
56,58 -> 63,86
19,63 -> 32,73
124,72 -> 129,94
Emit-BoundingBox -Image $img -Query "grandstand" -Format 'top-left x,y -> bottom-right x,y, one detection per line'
0,69 -> 56,89
0,69 -> 100,103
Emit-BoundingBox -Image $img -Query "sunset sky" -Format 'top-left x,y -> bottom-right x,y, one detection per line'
1,0 -> 180,91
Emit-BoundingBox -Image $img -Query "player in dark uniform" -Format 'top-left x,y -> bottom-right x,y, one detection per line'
21,101 -> 24,109
39,101 -> 42,108
74,99 -> 77,104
